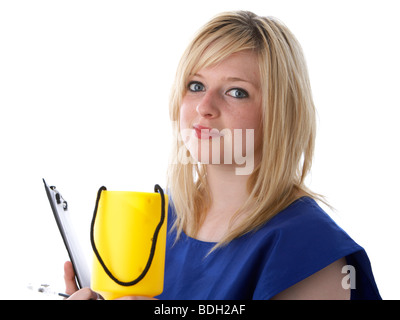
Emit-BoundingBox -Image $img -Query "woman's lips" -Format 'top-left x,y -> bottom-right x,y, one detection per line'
193,125 -> 223,139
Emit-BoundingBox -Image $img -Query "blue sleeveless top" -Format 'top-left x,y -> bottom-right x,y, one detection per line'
156,197 -> 381,300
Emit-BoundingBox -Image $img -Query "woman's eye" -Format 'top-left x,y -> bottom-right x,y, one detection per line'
188,82 -> 205,92
226,88 -> 249,99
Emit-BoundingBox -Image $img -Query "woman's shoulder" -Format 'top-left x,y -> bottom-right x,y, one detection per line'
251,196 -> 381,300
262,196 -> 340,229
258,196 -> 357,248
253,196 -> 364,264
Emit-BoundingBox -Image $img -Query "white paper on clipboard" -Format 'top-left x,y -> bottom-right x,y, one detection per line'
43,179 -> 91,289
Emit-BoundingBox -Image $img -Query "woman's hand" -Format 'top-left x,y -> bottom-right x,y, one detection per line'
68,287 -> 102,300
63,261 -> 157,300
114,296 -> 158,300
63,261 -> 102,300
64,261 -> 79,296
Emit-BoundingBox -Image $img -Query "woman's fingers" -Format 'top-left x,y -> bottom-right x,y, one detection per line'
67,287 -> 102,300
64,261 -> 79,295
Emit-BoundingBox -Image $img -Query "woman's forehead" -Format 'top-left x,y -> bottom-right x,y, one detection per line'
190,51 -> 261,87
189,50 -> 260,82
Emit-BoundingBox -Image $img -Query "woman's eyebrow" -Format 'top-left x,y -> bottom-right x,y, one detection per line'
191,73 -> 258,88
190,73 -> 204,79
224,76 -> 259,89
225,76 -> 252,83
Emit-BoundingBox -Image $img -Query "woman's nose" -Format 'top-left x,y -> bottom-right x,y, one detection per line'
196,91 -> 221,119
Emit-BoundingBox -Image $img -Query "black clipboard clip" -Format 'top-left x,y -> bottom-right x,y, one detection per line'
43,179 -> 91,289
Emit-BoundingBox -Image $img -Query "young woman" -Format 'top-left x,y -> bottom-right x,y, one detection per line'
65,10 -> 381,300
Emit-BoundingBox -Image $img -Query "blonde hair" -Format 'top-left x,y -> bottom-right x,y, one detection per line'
167,11 -> 323,250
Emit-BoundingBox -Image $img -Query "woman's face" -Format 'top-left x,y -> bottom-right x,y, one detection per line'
179,50 -> 263,175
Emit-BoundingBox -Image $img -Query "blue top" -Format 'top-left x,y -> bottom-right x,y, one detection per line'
156,197 -> 381,300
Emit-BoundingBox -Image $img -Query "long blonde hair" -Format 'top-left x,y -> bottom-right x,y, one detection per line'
167,11 -> 322,250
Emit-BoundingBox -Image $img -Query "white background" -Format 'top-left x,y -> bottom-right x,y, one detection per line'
0,0 -> 399,299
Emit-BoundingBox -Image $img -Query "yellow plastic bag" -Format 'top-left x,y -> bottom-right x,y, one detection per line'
90,185 -> 168,300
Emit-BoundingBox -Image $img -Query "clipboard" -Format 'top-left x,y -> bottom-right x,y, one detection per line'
43,179 -> 91,289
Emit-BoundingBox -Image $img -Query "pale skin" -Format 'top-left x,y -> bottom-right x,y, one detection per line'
180,51 -> 264,241
64,51 -> 350,300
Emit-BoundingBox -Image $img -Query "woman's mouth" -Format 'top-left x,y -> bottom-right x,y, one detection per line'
193,125 -> 224,139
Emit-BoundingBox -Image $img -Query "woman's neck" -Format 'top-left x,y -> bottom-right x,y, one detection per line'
206,165 -> 250,213
195,164 -> 252,241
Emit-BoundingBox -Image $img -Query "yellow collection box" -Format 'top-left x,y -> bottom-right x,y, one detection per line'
90,185 -> 168,300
